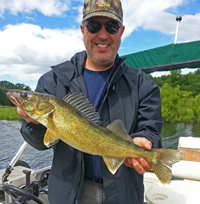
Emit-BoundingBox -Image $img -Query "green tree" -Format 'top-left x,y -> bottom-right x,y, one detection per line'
0,80 -> 32,106
160,83 -> 180,122
0,81 -> 15,89
160,83 -> 195,122
0,87 -> 13,106
14,83 -> 31,91
191,94 -> 200,122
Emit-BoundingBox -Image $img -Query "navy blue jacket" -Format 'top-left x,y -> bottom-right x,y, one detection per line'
21,51 -> 163,204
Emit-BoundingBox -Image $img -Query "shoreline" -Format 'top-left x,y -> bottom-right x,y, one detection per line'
0,106 -> 22,121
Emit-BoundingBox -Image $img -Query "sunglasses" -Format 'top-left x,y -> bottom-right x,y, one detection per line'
83,20 -> 122,34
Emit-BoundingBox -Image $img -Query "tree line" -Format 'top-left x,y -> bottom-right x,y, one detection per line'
149,69 -> 200,97
0,81 -> 31,106
149,69 -> 200,123
1,69 -> 200,123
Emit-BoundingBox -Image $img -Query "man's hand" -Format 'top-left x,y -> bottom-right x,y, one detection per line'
124,137 -> 152,175
17,107 -> 39,124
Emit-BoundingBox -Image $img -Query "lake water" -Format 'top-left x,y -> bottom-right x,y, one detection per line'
0,120 -> 53,170
161,122 -> 200,149
0,120 -> 200,170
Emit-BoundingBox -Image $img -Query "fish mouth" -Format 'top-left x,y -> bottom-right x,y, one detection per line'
6,90 -> 23,108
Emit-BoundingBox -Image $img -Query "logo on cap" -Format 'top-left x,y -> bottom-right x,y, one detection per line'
96,0 -> 110,7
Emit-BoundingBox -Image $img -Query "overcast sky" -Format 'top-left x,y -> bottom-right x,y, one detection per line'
0,0 -> 200,90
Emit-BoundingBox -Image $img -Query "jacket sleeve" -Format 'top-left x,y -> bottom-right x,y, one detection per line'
20,120 -> 48,150
20,71 -> 56,150
130,72 -> 163,148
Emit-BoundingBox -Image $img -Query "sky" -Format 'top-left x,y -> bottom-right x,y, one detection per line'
0,0 -> 200,91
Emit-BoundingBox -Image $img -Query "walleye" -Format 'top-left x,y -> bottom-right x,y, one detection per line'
7,89 -> 185,185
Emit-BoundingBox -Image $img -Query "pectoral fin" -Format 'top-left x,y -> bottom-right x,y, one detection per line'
43,109 -> 60,148
44,129 -> 60,148
103,157 -> 126,174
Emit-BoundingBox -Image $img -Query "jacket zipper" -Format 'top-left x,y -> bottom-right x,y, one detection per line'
113,81 -> 116,91
100,59 -> 125,116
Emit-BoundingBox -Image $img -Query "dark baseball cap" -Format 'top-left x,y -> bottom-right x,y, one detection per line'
82,0 -> 123,24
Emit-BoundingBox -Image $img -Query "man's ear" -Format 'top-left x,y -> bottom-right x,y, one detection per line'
120,25 -> 125,37
80,24 -> 84,35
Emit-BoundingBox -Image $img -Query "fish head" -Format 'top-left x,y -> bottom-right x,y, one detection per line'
7,89 -> 55,120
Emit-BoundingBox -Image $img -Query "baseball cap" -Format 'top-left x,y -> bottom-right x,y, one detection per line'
82,0 -> 123,24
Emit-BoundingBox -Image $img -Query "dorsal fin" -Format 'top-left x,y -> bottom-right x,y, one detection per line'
106,119 -> 134,143
62,92 -> 100,123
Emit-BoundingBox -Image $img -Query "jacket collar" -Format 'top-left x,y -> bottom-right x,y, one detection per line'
51,51 -> 87,87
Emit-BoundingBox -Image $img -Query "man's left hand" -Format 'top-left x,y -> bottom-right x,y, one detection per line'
124,137 -> 152,175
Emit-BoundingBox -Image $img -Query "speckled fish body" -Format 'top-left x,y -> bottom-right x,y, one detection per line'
7,90 -> 185,185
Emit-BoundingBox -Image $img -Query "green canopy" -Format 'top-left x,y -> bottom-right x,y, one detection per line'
121,40 -> 200,73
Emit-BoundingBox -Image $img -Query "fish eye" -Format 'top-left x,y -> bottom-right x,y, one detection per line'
20,92 -> 27,98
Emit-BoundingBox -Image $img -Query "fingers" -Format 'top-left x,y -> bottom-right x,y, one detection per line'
133,137 -> 152,150
124,158 -> 145,175
124,158 -> 151,175
17,107 -> 28,118
139,158 -> 151,171
17,107 -> 39,124
132,159 -> 145,175
124,137 -> 152,175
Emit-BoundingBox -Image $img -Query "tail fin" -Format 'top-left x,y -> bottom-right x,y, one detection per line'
147,149 -> 185,185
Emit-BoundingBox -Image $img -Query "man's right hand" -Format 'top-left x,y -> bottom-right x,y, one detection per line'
17,107 -> 39,124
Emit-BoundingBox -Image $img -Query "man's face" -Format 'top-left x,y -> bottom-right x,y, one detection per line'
80,17 -> 125,70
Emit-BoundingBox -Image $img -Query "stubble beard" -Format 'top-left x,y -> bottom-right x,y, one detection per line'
84,38 -> 119,69
87,50 -> 115,69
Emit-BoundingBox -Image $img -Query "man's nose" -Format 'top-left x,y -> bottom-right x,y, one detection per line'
97,25 -> 109,40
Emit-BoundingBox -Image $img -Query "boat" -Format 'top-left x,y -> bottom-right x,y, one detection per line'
1,40 -> 200,204
0,141 -> 51,204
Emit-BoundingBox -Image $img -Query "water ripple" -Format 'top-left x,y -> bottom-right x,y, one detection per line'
0,120 -> 53,170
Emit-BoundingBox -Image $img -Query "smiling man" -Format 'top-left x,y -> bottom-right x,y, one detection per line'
81,16 -> 124,71
18,0 -> 163,204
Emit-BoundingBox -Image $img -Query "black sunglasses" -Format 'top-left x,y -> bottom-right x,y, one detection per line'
83,20 -> 122,34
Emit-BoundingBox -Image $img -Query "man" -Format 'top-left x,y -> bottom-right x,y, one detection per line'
18,0 -> 163,203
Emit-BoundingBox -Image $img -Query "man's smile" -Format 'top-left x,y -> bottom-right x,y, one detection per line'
96,44 -> 109,48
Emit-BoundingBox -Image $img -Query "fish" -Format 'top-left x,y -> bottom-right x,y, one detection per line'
7,89 -> 185,185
